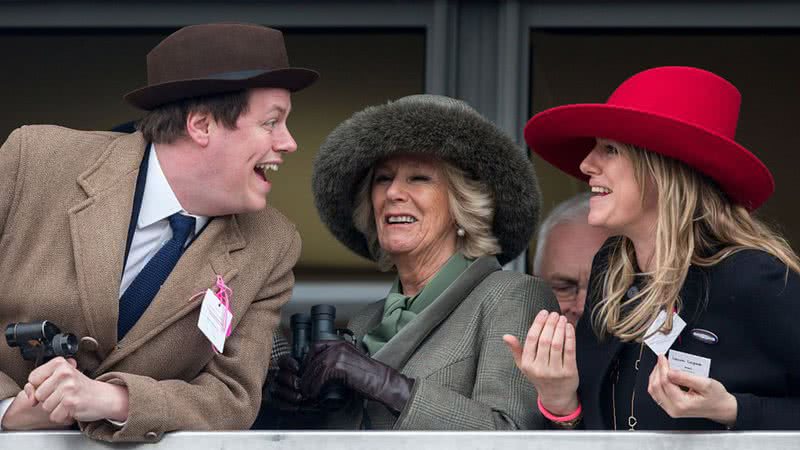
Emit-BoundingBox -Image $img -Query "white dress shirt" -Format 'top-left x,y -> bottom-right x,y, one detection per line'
119,144 -> 207,297
1,144 -> 208,430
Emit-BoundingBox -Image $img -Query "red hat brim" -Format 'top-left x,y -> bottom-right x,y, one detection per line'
524,103 -> 774,210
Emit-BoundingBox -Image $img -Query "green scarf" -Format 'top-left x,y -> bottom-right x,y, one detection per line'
362,253 -> 472,355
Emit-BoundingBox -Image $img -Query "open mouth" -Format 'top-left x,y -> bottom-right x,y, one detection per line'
255,163 -> 279,182
591,186 -> 612,196
386,215 -> 418,224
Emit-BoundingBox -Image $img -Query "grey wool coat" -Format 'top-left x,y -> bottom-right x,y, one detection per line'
322,256 -> 558,430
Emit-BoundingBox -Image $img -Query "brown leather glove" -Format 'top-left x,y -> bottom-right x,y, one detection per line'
268,355 -> 321,413
299,341 -> 414,415
259,355 -> 328,428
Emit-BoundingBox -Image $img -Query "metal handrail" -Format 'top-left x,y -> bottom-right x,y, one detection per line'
1,430 -> 799,450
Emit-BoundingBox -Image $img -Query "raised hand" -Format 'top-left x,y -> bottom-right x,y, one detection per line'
504,310 -> 580,415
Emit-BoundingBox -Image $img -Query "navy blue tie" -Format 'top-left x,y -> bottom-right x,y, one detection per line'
118,213 -> 196,340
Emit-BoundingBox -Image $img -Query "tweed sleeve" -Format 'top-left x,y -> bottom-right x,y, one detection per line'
724,250 -> 800,430
79,229 -> 301,442
394,274 -> 559,430
0,129 -> 24,400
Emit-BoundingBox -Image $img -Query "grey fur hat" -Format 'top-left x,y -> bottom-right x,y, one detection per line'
312,94 -> 541,265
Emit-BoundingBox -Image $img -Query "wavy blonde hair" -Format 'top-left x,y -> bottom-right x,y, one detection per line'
353,157 -> 501,271
592,144 -> 800,341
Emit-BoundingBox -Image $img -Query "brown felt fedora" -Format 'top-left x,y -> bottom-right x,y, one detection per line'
124,23 -> 319,110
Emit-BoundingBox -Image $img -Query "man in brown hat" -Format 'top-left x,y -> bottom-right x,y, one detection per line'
0,23 -> 317,441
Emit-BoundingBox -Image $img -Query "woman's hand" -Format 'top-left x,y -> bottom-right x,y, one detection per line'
300,341 -> 414,415
267,355 -> 323,413
648,354 -> 737,426
503,310 -> 580,415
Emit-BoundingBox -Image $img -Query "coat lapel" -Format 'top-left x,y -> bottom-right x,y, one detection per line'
68,133 -> 145,359
67,131 -> 247,372
96,214 -> 246,373
349,301 -> 385,346
371,256 -> 500,369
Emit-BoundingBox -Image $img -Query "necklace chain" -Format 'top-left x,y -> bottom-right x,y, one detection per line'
612,341 -> 645,431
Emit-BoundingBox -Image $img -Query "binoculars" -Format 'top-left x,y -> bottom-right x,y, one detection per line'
290,304 -> 354,411
5,321 -> 78,366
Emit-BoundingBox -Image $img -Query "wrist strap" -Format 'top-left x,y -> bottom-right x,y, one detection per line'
537,397 -> 582,422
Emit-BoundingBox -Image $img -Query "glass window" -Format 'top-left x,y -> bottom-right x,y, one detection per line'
0,28 -> 426,281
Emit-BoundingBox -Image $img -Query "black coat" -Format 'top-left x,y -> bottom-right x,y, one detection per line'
576,238 -> 800,430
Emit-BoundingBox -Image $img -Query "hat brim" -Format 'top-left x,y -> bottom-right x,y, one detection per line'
313,96 -> 541,265
124,67 -> 319,110
524,104 -> 774,210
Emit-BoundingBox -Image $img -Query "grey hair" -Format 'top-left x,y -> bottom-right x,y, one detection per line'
532,192 -> 592,275
353,158 -> 501,272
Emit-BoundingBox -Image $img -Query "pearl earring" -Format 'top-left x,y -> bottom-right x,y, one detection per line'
457,228 -> 466,237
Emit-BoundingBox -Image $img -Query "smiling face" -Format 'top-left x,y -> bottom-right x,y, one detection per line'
578,138 -> 658,239
371,155 -> 457,262
200,87 -> 297,215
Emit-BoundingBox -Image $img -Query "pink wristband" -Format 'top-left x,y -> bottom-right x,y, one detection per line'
537,397 -> 582,422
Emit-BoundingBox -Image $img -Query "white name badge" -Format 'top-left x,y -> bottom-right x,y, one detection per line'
643,310 -> 686,355
197,289 -> 233,352
668,349 -> 711,378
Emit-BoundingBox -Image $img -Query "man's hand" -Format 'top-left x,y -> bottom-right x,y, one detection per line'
28,357 -> 129,423
1,384 -> 74,430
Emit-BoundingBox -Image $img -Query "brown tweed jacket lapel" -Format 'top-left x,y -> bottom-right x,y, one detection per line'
370,256 -> 501,369
97,215 -> 245,373
68,132 -> 144,359
67,132 -> 247,371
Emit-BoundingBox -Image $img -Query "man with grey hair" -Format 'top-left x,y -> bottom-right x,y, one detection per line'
533,193 -> 611,326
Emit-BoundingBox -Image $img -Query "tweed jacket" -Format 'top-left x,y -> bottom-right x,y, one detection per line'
322,256 -> 558,430
577,238 -> 800,430
0,126 -> 300,442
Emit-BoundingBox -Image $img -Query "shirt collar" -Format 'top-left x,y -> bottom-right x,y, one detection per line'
138,144 -> 208,233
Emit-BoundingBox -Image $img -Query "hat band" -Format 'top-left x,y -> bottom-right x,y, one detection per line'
174,68 -> 273,82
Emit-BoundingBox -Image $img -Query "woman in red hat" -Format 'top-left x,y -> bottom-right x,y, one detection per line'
507,66 -> 800,430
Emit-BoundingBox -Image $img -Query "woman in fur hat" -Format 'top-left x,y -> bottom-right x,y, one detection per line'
513,66 -> 800,430
273,94 -> 558,429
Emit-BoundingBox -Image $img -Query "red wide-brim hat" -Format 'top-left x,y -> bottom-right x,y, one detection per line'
524,66 -> 774,210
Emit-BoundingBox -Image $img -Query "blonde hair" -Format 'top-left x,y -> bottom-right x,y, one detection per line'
353,157 -> 501,271
592,144 -> 800,342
